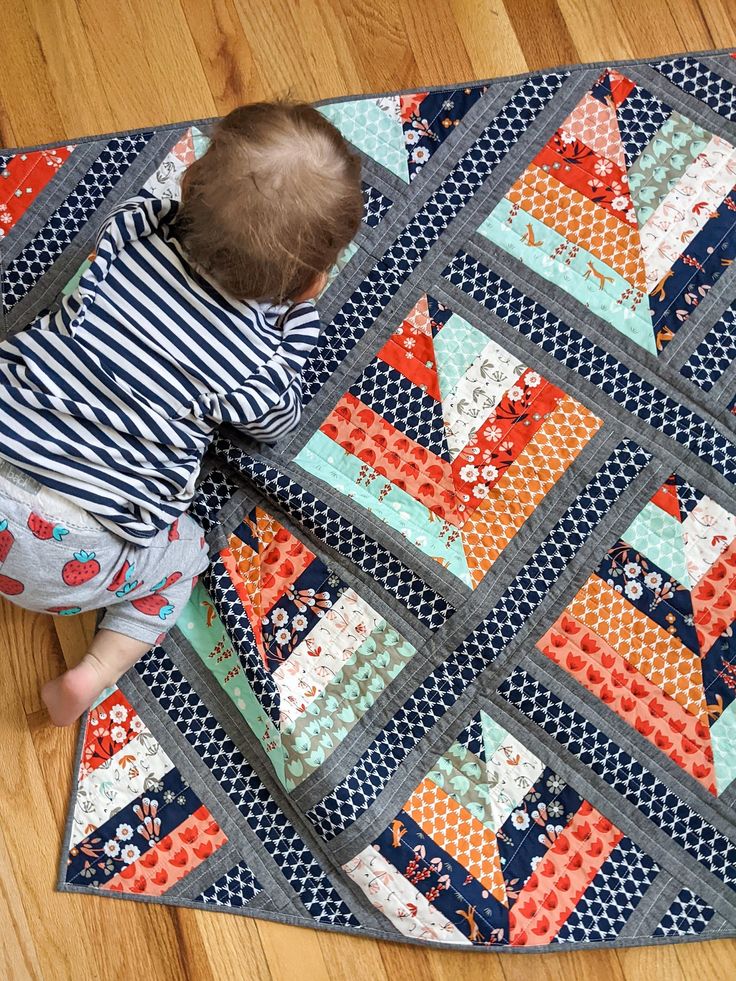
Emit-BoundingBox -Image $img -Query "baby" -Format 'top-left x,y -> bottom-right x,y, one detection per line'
0,102 -> 362,726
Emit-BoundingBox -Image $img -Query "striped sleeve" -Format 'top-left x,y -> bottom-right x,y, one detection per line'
231,376 -> 304,444
94,194 -> 173,252
55,196 -> 178,336
197,302 -> 320,443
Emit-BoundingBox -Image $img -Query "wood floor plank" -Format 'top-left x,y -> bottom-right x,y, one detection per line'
257,919 -> 331,980
53,612 -> 96,670
0,603 -> 188,980
616,943 -> 688,981
398,0 -> 476,84
75,0 -> 216,132
674,936 -> 736,980
0,602 -> 65,716
599,0 -> 694,54
0,827 -> 43,981
616,0 -> 730,51
317,929 -> 392,981
696,0 -> 736,43
230,0 -> 361,102
0,1 -> 65,146
0,610 -> 110,980
377,936 -> 438,977
502,0 -> 579,71
170,908 -> 219,981
555,0 -> 636,61
412,944 -> 507,980
178,0 -> 268,112
26,708 -> 79,830
187,907 -> 272,980
330,0 -> 420,94
449,0 -> 528,79
501,947 -> 626,981
23,0 -> 114,142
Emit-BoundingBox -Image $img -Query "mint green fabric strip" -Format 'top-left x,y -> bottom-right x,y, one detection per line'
281,621 -> 416,789
178,583 -> 287,786
481,710 -> 509,761
62,258 -> 92,297
433,312 -> 490,406
295,430 -> 471,585
426,741 -> 496,831
628,111 -> 710,225
326,241 -> 359,290
479,199 -> 656,353
710,700 -> 736,796
192,127 -> 210,158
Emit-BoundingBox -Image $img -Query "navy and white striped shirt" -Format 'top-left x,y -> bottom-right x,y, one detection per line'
0,196 -> 321,543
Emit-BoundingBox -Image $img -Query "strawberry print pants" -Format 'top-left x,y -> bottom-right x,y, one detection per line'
0,462 -> 209,645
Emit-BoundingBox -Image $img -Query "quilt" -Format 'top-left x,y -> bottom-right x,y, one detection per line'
2,51 -> 736,952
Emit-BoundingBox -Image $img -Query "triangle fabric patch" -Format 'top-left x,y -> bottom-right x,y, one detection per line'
318,99 -> 409,181
0,145 -> 75,239
400,84 -> 488,179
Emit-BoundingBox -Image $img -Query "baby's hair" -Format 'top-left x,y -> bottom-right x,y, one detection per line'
175,101 -> 363,303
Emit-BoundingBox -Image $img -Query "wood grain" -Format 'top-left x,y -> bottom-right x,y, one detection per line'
1,1 -> 736,978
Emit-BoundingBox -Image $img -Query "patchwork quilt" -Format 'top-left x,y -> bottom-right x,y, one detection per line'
2,51 -> 736,951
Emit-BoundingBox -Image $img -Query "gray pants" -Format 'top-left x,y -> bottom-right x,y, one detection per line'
0,462 -> 209,645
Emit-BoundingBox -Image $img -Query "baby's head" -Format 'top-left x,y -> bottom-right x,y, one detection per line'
176,101 -> 363,303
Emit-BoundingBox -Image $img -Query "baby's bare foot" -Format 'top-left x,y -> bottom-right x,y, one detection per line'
42,631 -> 152,726
41,662 -> 103,727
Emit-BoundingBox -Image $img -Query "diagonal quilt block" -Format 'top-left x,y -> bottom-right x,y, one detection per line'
68,686 -> 229,896
296,294 -> 602,588
344,709 -> 659,947
181,505 -> 418,791
478,69 -> 736,353
538,473 -> 736,795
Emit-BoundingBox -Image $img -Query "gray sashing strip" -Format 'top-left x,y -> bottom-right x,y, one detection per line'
619,872 -> 727,942
308,456 -> 666,843
710,356 -> 736,412
620,873 -> 678,940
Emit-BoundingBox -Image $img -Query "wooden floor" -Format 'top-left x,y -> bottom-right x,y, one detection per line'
2,1 -> 736,978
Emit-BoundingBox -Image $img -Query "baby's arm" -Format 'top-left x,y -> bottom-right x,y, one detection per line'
217,375 -> 304,445
200,302 -> 319,445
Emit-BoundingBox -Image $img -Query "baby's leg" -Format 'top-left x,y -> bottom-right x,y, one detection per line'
42,629 -> 151,727
42,514 -> 209,726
